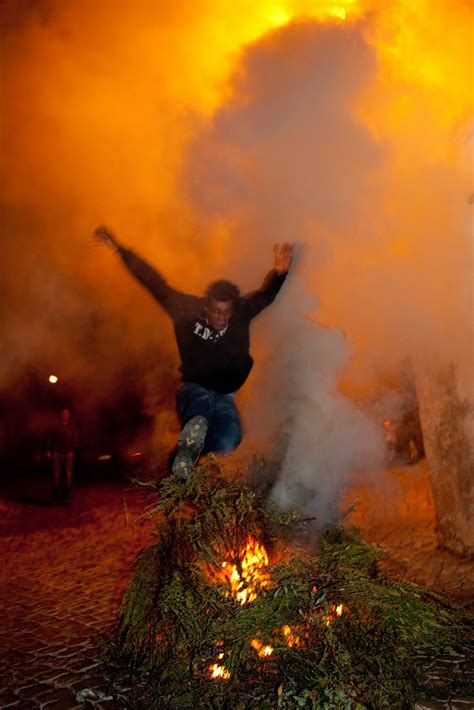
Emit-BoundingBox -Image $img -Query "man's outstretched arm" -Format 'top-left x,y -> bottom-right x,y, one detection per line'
92,225 -> 186,317
244,242 -> 293,319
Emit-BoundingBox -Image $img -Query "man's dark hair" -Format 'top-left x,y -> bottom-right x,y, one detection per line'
205,280 -> 241,303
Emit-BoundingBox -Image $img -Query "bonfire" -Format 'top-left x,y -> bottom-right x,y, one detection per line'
113,458 -> 472,709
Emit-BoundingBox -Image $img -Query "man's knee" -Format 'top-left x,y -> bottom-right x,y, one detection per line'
213,424 -> 242,453
177,383 -> 213,422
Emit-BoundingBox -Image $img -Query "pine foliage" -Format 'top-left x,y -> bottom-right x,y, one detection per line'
114,458 -> 473,709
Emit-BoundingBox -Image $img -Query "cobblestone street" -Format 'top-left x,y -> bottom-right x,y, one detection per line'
1,463 -> 473,709
0,479 -> 155,709
344,461 -> 474,608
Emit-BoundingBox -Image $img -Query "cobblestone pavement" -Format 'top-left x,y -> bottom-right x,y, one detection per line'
1,464 -> 473,709
344,461 -> 474,709
344,460 -> 474,608
0,478 -> 155,709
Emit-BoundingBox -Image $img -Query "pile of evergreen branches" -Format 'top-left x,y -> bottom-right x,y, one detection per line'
113,458 -> 472,709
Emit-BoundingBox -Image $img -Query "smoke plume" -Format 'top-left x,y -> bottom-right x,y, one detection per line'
181,9 -> 472,518
1,1 -> 472,521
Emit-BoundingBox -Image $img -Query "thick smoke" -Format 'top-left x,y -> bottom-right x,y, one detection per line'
1,2 -> 472,511
183,20 -> 386,520
0,0 -> 238,429
179,10 -> 472,519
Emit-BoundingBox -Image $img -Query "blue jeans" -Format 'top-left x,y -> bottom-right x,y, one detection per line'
176,383 -> 242,454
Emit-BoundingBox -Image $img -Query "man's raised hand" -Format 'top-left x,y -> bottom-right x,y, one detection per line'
92,225 -> 120,252
273,242 -> 292,275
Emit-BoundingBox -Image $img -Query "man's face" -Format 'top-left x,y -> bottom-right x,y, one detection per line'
206,299 -> 233,331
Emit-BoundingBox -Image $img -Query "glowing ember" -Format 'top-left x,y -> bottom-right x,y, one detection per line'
250,639 -> 274,657
209,663 -> 230,680
323,603 -> 346,626
274,602 -> 347,648
280,624 -> 302,648
219,535 -> 271,605
48,374 -> 58,384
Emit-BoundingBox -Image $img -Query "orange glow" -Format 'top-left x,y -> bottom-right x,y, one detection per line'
250,638 -> 274,657
217,536 -> 271,605
280,624 -> 302,648
209,663 -> 231,680
2,0 -> 472,502
330,7 -> 347,20
323,603 -> 346,626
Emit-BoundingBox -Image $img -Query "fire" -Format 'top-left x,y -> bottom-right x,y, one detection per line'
280,624 -> 302,648
209,641 -> 231,680
250,639 -> 274,657
323,603 -> 346,626
273,603 -> 346,649
218,535 -> 271,605
209,663 -> 231,680
208,594 -> 348,680
48,374 -> 58,384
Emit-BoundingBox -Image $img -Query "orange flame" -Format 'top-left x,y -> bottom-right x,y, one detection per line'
273,601 -> 347,648
280,624 -> 302,648
323,603 -> 346,626
217,535 -> 271,605
209,663 -> 231,680
250,638 -> 274,657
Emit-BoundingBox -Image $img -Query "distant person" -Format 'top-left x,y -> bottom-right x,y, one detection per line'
93,226 -> 292,480
48,408 -> 78,504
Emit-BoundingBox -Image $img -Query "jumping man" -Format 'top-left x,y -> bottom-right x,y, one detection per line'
93,226 -> 292,479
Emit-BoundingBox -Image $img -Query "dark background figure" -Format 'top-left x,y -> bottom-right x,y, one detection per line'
93,226 -> 292,480
48,408 -> 79,504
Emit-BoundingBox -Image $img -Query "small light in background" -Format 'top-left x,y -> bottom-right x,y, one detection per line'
49,374 -> 58,384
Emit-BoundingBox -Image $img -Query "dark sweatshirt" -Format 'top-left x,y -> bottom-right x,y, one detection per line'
118,247 -> 287,394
